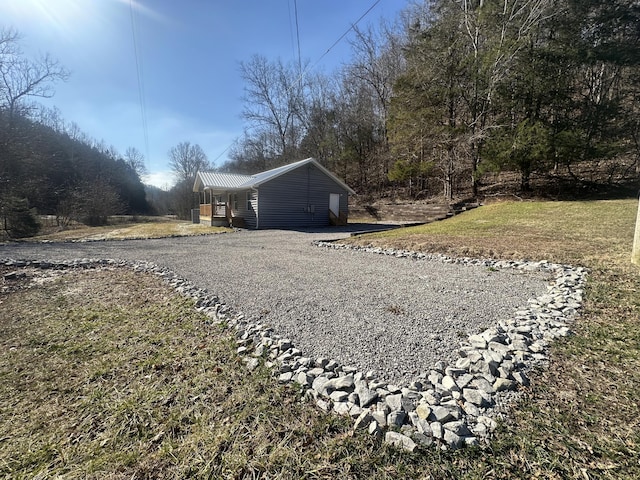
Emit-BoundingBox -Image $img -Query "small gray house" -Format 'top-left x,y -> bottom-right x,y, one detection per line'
193,157 -> 355,229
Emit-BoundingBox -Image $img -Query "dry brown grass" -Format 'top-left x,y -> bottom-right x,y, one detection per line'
28,221 -> 231,242
0,268 -> 356,478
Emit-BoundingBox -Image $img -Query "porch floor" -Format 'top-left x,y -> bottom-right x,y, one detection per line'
199,216 -> 230,227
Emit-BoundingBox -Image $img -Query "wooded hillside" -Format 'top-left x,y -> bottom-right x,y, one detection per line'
3,2 -> 640,238
224,0 -> 640,200
0,28 -> 149,238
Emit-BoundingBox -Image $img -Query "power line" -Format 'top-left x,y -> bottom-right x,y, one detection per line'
286,0 -> 381,98
129,0 -> 150,167
294,0 -> 302,76
310,0 -> 381,70
218,0 -> 383,167
287,0 -> 297,64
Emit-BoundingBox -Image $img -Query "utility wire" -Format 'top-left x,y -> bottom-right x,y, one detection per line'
129,0 -> 150,167
218,0 -> 382,166
287,0 -> 297,64
311,0 -> 381,70
294,0 -> 302,77
286,0 -> 381,100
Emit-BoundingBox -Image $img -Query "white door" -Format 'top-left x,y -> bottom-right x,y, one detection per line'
329,193 -> 340,217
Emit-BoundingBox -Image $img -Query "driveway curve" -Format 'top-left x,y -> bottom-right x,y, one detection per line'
0,229 -> 549,383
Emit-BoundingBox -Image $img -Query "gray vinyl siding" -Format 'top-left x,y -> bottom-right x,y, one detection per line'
256,163 -> 349,229
233,190 -> 257,228
243,190 -> 258,229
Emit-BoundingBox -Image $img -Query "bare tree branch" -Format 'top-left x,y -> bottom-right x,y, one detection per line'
0,28 -> 69,121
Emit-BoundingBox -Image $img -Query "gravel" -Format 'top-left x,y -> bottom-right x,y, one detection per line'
0,228 -> 550,384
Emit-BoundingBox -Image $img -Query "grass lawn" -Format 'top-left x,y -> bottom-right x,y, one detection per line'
28,221 -> 232,242
1,199 -> 639,478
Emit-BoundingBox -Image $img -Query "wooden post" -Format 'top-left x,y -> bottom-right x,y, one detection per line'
633,193 -> 640,265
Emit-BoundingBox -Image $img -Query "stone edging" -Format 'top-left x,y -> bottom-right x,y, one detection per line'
1,246 -> 587,453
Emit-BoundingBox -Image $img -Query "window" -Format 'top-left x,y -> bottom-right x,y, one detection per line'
231,193 -> 238,211
246,191 -> 253,210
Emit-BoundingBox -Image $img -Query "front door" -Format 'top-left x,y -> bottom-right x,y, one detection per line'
329,193 -> 340,217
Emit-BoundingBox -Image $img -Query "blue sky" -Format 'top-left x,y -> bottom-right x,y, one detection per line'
0,0 -> 409,188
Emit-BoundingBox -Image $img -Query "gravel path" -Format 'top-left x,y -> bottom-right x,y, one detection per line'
0,229 -> 550,384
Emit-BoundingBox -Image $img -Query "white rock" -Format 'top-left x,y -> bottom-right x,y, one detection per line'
349,405 -> 364,418
368,420 -> 382,438
430,421 -> 443,439
385,431 -> 417,453
493,378 -> 517,392
385,393 -> 403,411
316,399 -> 331,412
245,357 -> 260,372
416,403 -> 431,420
462,388 -> 492,408
430,406 -> 454,423
333,401 -> 350,415
353,411 -> 373,430
322,374 -> 354,394
371,410 -> 387,427
442,375 -> 460,392
468,334 -> 488,349
443,429 -> 463,450
512,371 -> 530,386
387,411 -> 406,427
411,432 -> 433,447
329,390 -> 349,402
443,419 -> 472,436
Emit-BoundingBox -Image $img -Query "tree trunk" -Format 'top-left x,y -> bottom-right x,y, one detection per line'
632,193 -> 640,265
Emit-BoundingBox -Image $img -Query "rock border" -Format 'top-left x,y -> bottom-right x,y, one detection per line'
1,245 -> 587,453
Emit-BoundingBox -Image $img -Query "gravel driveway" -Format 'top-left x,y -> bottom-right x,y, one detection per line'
0,228 -> 549,383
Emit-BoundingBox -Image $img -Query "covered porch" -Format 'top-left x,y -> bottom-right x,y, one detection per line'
198,189 -> 245,228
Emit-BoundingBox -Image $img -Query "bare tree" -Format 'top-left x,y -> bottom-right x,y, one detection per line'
0,27 -> 68,237
168,141 -> 210,181
339,20 -> 407,193
0,27 -> 69,122
168,141 -> 210,219
105,145 -> 120,161
297,72 -> 342,169
124,146 -> 147,177
348,22 -> 406,134
455,0 -> 554,194
239,54 -> 307,164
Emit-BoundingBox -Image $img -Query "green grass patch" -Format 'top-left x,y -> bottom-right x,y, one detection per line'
353,199 -> 637,265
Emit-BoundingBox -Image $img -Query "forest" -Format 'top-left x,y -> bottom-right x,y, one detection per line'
226,0 -> 640,201
1,0 -> 640,238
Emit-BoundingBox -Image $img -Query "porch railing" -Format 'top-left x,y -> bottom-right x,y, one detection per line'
199,203 -> 227,217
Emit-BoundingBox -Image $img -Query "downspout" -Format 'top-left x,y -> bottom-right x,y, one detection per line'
252,187 -> 259,229
307,165 -> 312,222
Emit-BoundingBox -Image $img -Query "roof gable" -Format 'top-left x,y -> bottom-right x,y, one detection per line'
194,157 -> 355,194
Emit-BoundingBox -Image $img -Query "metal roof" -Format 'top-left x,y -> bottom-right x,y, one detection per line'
197,171 -> 252,190
194,158 -> 355,194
